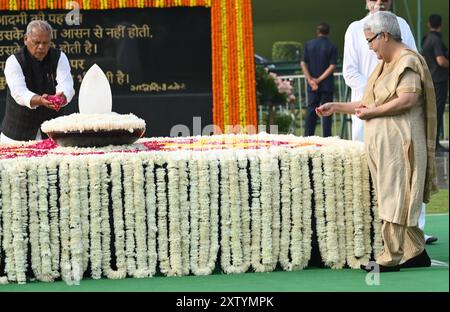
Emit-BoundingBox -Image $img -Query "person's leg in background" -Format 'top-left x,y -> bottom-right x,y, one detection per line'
304,91 -> 319,136
320,91 -> 333,137
419,203 -> 438,244
435,81 -> 449,152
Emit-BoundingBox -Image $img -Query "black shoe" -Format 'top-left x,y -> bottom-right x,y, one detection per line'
426,235 -> 438,244
400,250 -> 431,268
360,263 -> 400,272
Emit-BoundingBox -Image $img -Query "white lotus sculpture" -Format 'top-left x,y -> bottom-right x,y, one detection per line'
78,64 -> 112,114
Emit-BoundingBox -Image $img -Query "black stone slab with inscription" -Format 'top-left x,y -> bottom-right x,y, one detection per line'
0,8 -> 212,137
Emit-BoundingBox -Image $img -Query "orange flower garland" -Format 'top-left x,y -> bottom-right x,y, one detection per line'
1,0 -> 257,134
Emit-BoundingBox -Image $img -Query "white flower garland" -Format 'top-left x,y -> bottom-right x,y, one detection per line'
11,164 -> 27,283
108,159 -> 127,279
238,154 -> 252,269
351,150 -> 369,265
333,152 -> 347,269
1,169 -> 16,282
279,151 -> 293,271
322,148 -> 339,267
167,159 -> 183,276
88,158 -> 102,279
133,157 -> 151,278
269,152 -> 281,267
144,159 -> 157,277
0,134 -> 376,283
78,161 -> 90,274
178,159 -> 191,276
156,165 -> 170,275
300,150 -> 313,268
360,153 -> 374,260
47,159 -> 60,279
27,162 -> 42,280
123,160 -> 137,276
37,162 -> 53,281
312,150 -> 327,264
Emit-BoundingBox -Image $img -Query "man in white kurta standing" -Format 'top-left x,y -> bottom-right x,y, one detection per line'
343,0 -> 437,244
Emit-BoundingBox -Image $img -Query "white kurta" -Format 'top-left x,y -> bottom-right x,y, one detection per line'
342,14 -> 417,142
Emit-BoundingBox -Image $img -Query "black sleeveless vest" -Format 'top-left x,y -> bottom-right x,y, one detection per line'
1,47 -> 62,141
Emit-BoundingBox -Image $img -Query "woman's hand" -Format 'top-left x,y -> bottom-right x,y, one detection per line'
315,102 -> 335,117
354,105 -> 375,120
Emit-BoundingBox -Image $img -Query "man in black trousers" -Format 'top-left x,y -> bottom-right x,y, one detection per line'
422,14 -> 449,154
300,22 -> 337,137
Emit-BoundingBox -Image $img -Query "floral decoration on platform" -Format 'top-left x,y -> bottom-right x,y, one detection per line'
0,134 -> 380,284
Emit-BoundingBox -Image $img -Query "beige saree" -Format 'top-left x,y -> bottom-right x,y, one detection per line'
361,49 -> 438,226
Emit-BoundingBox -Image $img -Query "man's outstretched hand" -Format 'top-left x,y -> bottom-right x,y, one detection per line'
46,92 -> 67,111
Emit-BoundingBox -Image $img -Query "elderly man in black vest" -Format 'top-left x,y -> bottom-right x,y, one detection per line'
1,20 -> 75,143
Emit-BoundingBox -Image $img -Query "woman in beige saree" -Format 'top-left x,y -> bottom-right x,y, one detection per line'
317,11 -> 438,272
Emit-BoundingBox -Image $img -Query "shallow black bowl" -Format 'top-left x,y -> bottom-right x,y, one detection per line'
46,128 -> 145,147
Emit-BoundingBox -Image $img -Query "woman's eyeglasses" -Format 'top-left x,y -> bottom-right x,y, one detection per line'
367,33 -> 382,45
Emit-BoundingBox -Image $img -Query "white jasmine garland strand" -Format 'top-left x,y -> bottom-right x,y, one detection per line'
99,163 -> 114,276
68,161 -> 84,283
229,155 -> 250,273
269,152 -> 281,267
207,157 -> 220,274
123,160 -> 137,276
47,160 -> 60,279
334,152 -> 347,269
279,151 -> 293,271
156,166 -> 170,275
259,155 -> 274,270
195,157 -> 213,275
238,155 -> 252,270
19,164 -> 29,281
78,161 -> 90,274
133,158 -> 150,278
1,169 -> 16,282
343,152 -> 357,268
58,161 -> 71,282
167,159 -> 183,276
300,151 -> 313,268
11,165 -> 27,283
108,160 -> 127,279
188,158 -> 200,274
88,159 -> 102,279
288,151 -> 303,270
178,159 -> 191,275
219,156 -> 232,273
144,160 -> 157,277
312,150 -> 327,263
37,162 -> 53,280
323,149 -> 339,268
249,155 -> 265,272
352,150 -> 366,261
27,162 -> 42,280
360,153 -> 373,260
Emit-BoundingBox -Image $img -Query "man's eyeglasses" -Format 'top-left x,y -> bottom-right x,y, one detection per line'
367,33 -> 382,45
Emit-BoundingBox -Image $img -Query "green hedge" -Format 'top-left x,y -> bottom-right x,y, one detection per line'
272,41 -> 302,61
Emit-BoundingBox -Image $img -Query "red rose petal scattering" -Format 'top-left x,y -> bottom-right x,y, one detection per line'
47,95 -> 67,111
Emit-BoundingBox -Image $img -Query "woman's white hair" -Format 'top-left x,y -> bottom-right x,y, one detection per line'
364,11 -> 402,41
26,20 -> 53,37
